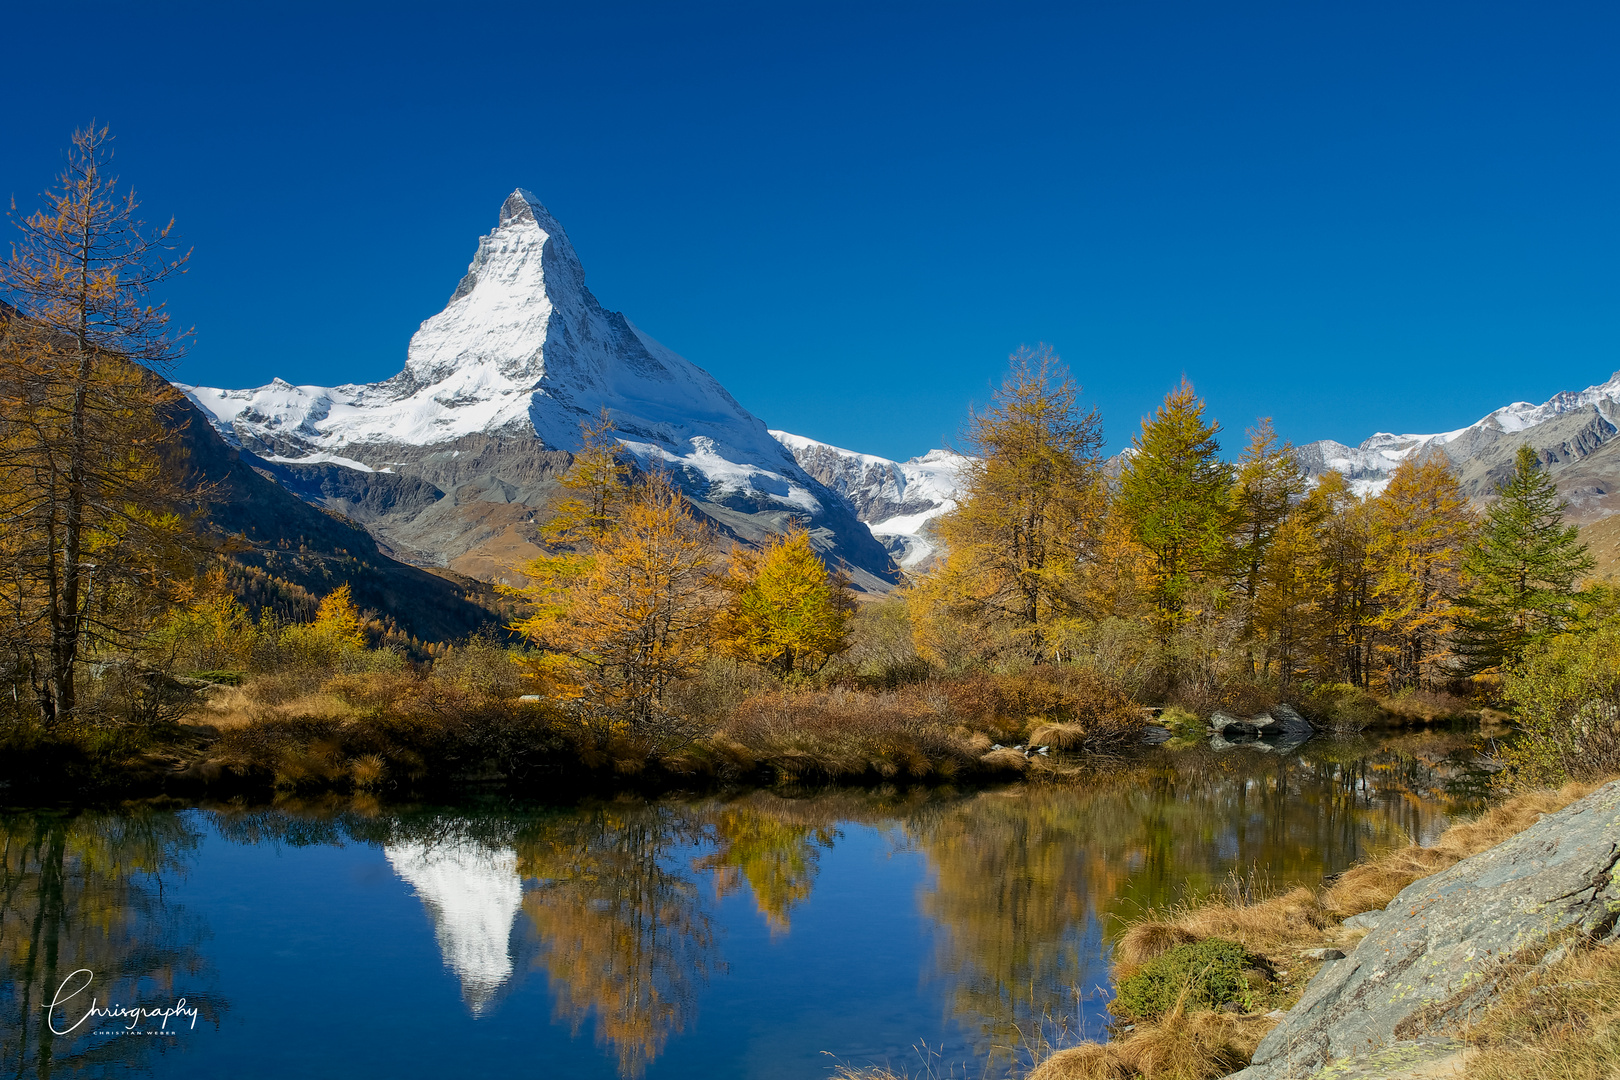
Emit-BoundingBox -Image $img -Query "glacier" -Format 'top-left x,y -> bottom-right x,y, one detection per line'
771,431 -> 971,568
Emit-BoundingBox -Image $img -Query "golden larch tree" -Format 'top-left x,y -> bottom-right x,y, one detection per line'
513,472 -> 723,754
1369,457 -> 1474,690
717,527 -> 855,677
913,345 -> 1104,663
0,125 -> 196,726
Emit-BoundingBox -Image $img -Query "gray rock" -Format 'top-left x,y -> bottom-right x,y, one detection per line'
1231,780 -> 1620,1080
1341,912 -> 1383,932
1310,1039 -> 1466,1080
1211,712 -> 1257,738
1302,948 -> 1347,961
1208,706 -> 1315,754
1210,706 -> 1315,741
1270,704 -> 1316,739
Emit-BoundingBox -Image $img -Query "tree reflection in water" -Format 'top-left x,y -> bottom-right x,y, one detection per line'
0,811 -> 223,1080
905,736 -> 1486,1063
696,797 -> 839,934
516,801 -> 719,1078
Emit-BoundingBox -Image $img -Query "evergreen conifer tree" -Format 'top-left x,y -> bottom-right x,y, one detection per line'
1456,444 -> 1593,673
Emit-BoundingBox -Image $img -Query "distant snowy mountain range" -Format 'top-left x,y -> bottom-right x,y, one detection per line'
178,189 -> 1620,595
1295,371 -> 1620,519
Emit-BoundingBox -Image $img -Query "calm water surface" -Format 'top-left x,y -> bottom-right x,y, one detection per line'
1,732 -> 1492,1080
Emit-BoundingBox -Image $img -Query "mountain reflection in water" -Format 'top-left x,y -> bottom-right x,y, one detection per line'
2,731 -> 1491,1080
385,838 -> 522,1015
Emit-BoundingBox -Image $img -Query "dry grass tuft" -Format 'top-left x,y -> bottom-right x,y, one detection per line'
979,747 -> 1032,772
349,753 -> 388,790
1118,886 -> 1330,970
1030,1005 -> 1269,1080
1113,922 -> 1198,971
1465,940 -> 1620,1080
1029,721 -> 1091,751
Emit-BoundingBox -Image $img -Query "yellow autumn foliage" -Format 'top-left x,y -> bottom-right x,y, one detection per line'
716,528 -> 855,677
513,471 -> 724,754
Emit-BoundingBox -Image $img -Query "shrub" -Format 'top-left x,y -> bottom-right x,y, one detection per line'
430,635 -> 530,699
1501,623 -> 1620,787
941,667 -> 1144,747
673,657 -> 783,725
718,686 -> 974,781
1213,680 -> 1279,718
1111,938 -> 1266,1021
1299,682 -> 1383,732
1159,705 -> 1203,735
1380,687 -> 1473,722
834,596 -> 923,682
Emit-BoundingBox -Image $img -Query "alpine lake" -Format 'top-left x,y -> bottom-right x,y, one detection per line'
2,726 -> 1497,1080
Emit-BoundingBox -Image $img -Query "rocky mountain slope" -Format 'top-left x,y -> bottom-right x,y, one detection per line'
771,432 -> 971,568
180,190 -> 894,590
161,388 -> 502,644
1297,370 -> 1620,520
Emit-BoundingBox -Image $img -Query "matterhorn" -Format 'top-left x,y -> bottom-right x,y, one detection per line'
181,190 -> 899,587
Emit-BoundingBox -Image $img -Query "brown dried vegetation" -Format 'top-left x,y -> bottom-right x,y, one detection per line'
1464,938 -> 1620,1080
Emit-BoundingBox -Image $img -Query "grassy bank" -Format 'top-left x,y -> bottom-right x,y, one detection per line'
0,651 -> 1155,801
0,639 -> 1508,804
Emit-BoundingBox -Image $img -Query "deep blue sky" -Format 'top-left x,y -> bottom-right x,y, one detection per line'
4,2 -> 1619,460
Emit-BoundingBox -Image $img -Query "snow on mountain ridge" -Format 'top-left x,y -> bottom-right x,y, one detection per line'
1296,370 -> 1620,497
771,431 -> 971,568
180,189 -> 896,586
186,191 -> 814,488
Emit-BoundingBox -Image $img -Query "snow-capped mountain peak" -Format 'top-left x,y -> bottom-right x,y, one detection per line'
771,431 -> 972,568
179,189 -> 896,586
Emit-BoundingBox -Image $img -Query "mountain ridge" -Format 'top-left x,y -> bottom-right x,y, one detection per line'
1295,369 -> 1620,519
181,189 -> 896,589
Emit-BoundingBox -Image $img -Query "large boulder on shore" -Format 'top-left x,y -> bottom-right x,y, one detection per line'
1208,705 -> 1314,753
1231,780 -> 1620,1080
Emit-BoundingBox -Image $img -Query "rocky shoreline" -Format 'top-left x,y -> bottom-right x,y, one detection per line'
1235,779 -> 1620,1080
